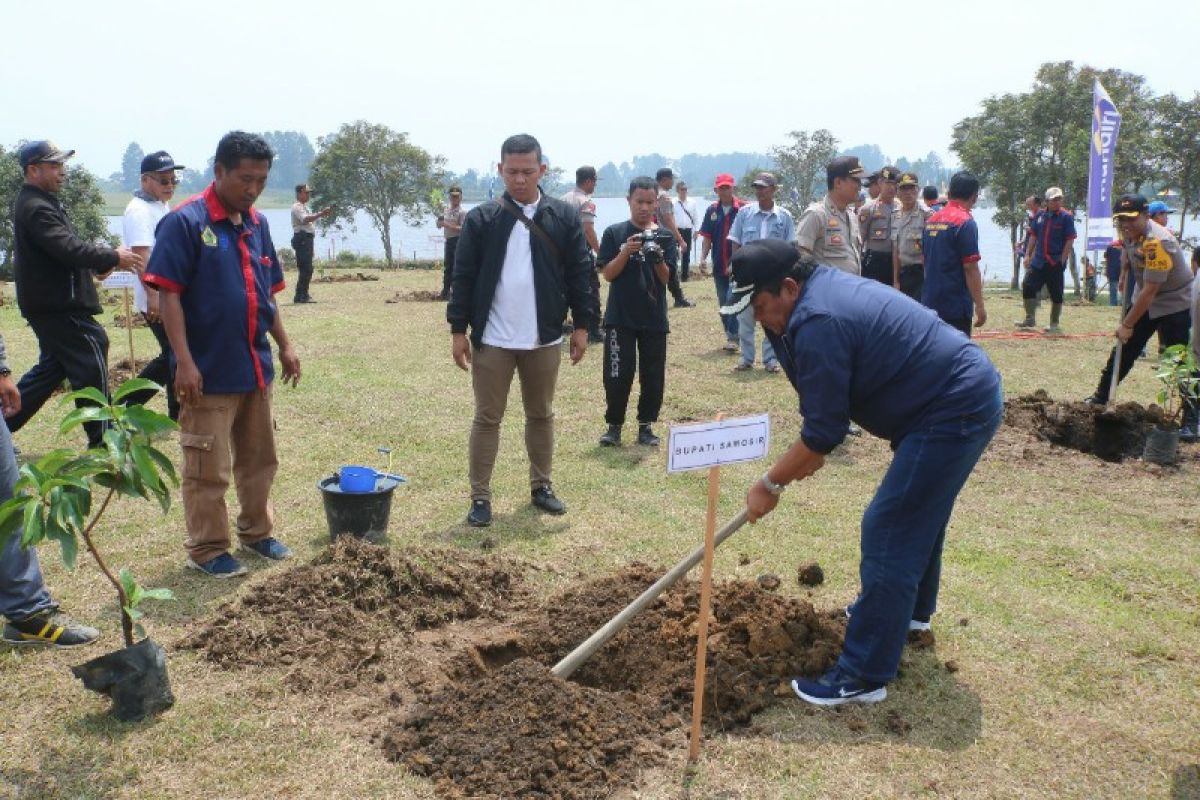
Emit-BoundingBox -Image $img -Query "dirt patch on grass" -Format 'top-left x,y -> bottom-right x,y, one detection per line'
180,538 -> 522,690
189,547 -> 844,798
385,289 -> 444,303
314,272 -> 380,283
1003,390 -> 1164,462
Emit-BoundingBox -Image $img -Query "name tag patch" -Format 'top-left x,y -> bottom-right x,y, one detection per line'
1142,239 -> 1172,271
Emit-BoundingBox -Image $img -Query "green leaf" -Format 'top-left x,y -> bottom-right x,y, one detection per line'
20,503 -> 45,549
130,444 -> 163,492
44,525 -> 78,570
123,605 -> 144,621
118,567 -> 139,601
140,587 -> 175,602
0,499 -> 30,550
61,386 -> 110,407
59,406 -> 114,435
132,622 -> 147,640
112,378 -> 163,403
145,446 -> 179,487
122,405 -> 179,438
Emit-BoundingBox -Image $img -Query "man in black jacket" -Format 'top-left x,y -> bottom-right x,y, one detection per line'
447,134 -> 594,527
6,141 -> 142,449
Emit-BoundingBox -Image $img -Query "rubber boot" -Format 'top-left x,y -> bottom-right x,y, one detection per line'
1182,395 -> 1199,443
1015,297 -> 1037,328
1044,303 -> 1063,335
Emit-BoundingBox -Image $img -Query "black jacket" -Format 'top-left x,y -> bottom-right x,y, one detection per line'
12,184 -> 118,317
447,191 -> 594,346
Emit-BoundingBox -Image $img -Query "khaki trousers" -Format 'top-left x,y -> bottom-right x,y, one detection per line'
178,389 -> 278,564
469,343 -> 561,500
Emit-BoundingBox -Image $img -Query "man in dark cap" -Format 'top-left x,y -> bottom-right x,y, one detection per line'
723,238 -> 1002,706
1084,194 -> 1194,406
892,172 -> 930,300
795,156 -> 866,275
858,166 -> 902,285
120,150 -> 187,419
436,185 -> 466,301
6,141 -> 143,449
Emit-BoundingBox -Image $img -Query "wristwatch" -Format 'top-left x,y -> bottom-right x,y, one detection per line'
760,472 -> 786,496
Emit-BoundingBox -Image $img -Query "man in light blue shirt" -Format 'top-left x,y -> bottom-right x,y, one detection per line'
728,173 -> 795,372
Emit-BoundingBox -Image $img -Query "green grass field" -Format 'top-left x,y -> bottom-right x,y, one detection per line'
0,271 -> 1197,799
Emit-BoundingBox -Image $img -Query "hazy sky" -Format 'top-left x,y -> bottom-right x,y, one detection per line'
4,0 -> 1197,180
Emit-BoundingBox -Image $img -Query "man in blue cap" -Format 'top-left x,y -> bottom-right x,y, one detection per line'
1148,200 -> 1176,235
723,238 -> 1002,705
6,141 -> 143,449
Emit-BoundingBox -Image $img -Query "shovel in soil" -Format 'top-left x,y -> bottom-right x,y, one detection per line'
551,509 -> 750,679
1094,278 -> 1135,460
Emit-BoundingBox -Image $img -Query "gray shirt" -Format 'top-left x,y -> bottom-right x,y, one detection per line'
858,197 -> 900,253
1125,220 -> 1194,319
291,201 -> 314,234
892,204 -> 930,265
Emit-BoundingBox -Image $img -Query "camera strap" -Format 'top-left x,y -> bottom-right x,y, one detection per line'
498,196 -> 562,263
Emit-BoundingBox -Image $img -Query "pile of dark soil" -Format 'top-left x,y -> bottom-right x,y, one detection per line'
314,272 -> 381,283
181,539 -> 521,689
390,289 -> 444,302
384,659 -> 672,800
109,310 -> 148,328
1003,390 -> 1164,461
108,358 -> 149,392
190,547 -> 845,798
520,565 -> 843,727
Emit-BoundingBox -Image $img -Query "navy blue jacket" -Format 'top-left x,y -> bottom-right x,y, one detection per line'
766,267 -> 1001,453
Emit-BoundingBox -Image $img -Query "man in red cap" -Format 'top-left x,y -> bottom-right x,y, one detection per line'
698,173 -> 745,351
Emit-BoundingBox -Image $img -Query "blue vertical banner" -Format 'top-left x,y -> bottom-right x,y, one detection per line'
1086,80 -> 1122,250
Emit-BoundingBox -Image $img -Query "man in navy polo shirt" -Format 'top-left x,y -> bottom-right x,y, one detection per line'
697,173 -> 745,352
146,131 -> 300,578
1018,186 -> 1076,333
921,171 -> 988,337
724,238 -> 1002,706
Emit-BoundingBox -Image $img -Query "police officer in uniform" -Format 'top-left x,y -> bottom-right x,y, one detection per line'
796,156 -> 865,276
1085,194 -> 1195,406
892,172 -> 930,300
560,166 -> 605,343
858,166 -> 901,285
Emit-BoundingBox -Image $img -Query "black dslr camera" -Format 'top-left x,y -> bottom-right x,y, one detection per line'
635,228 -> 674,264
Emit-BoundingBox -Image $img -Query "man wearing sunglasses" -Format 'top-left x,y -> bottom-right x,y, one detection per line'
120,151 -> 186,419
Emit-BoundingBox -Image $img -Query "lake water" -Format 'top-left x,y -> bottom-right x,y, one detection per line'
110,196 -> 1171,283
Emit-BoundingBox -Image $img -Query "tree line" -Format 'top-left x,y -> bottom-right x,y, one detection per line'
952,60 -> 1200,286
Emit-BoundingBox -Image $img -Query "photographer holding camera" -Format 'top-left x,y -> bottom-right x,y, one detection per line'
596,177 -> 678,447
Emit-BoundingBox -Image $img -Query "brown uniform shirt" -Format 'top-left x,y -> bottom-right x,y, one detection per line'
892,204 -> 930,265
858,197 -> 900,253
1124,220 -> 1194,319
796,195 -> 862,274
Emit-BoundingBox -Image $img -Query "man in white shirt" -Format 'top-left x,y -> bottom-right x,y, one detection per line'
447,134 -> 595,527
120,150 -> 185,418
673,182 -> 701,281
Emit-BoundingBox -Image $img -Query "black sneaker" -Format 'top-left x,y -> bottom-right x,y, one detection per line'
599,425 -> 622,447
637,424 -> 660,447
673,298 -> 695,308
588,330 -> 605,344
1083,394 -> 1106,406
531,486 -> 566,515
792,668 -> 887,706
2,609 -> 99,648
467,498 -> 492,527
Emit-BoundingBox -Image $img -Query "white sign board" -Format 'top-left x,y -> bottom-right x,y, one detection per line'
101,270 -> 140,290
667,414 -> 770,474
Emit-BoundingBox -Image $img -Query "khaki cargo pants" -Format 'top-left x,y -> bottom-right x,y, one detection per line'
178,389 -> 277,564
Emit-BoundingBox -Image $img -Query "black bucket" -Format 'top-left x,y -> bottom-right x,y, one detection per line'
318,475 -> 403,543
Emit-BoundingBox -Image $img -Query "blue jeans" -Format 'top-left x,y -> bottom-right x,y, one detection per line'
712,272 -> 738,341
0,422 -> 53,621
736,306 -> 777,366
1107,278 -> 1119,306
836,382 -> 1003,684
